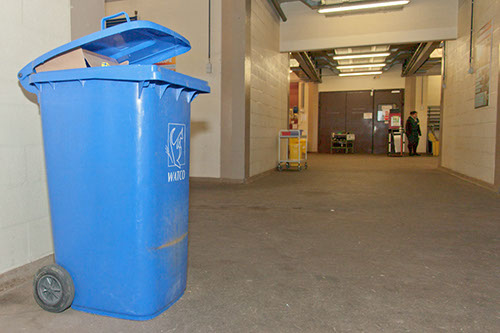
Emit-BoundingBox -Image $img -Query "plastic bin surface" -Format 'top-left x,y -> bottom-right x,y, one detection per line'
289,138 -> 307,160
18,16 -> 209,320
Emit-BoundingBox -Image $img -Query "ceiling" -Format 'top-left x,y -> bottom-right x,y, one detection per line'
273,1 -> 443,81
290,42 -> 443,81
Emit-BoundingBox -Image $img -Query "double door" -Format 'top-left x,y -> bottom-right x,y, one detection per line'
318,90 -> 404,154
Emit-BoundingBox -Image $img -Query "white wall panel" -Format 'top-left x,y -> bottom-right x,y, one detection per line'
0,0 -> 71,275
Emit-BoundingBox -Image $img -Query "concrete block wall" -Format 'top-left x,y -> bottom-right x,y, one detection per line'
0,0 -> 71,274
249,0 -> 289,176
441,0 -> 499,184
412,75 -> 442,153
306,83 -> 319,153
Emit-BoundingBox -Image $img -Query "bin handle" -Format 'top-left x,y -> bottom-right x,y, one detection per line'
101,12 -> 131,30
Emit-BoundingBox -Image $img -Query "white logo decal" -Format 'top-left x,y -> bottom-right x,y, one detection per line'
165,123 -> 187,183
166,123 -> 186,169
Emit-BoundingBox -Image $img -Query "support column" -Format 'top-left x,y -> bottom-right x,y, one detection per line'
220,0 -> 251,181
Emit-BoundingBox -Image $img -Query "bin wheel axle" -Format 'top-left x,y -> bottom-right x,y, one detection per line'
33,264 -> 74,313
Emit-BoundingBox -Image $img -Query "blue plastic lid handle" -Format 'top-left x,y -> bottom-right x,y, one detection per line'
101,12 -> 130,30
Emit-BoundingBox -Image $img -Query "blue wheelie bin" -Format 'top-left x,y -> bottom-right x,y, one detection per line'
18,12 -> 210,320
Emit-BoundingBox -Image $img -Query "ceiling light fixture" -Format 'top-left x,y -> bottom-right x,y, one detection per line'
333,52 -> 391,60
338,71 -> 383,77
337,63 -> 386,69
318,0 -> 410,14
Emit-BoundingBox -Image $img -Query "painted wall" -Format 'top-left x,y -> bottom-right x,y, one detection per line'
71,0 -> 104,40
412,75 -> 442,153
427,75 -> 442,106
290,82 -> 299,108
249,0 -> 289,176
280,0 -> 458,52
297,83 -> 307,132
306,83 -> 319,152
441,0 -> 499,184
0,0 -> 71,275
106,0 -> 222,178
319,65 -> 405,92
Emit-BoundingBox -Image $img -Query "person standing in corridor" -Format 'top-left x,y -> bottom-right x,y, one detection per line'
405,111 -> 421,156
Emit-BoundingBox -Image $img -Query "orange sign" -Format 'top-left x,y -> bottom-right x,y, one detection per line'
155,57 -> 176,71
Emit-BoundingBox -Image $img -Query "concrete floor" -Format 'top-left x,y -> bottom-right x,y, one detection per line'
1,154 -> 499,332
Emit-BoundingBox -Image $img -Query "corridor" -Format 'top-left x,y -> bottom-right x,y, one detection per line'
1,155 -> 499,332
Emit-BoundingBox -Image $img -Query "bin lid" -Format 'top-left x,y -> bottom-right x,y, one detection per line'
18,19 -> 191,92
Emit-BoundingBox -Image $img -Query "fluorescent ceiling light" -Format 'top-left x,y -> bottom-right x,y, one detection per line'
333,52 -> 391,60
338,71 -> 383,77
318,0 -> 410,14
337,63 -> 386,69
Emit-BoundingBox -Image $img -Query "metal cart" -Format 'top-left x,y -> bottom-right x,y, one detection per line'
277,130 -> 308,171
331,133 -> 355,153
388,128 -> 406,156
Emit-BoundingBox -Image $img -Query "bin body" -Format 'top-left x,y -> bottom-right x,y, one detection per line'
289,138 -> 307,160
19,18 -> 209,320
35,66 -> 205,320
432,141 -> 440,156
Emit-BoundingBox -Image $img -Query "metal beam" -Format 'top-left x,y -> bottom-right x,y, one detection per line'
293,52 -> 322,83
402,41 -> 441,76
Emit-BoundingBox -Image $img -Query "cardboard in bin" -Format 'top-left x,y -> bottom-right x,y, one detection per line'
35,48 -> 130,73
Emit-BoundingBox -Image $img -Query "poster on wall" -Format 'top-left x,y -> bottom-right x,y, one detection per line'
474,20 -> 493,109
390,115 -> 401,128
377,104 -> 395,123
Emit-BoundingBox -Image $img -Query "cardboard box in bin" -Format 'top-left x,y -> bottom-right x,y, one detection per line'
35,48 -> 128,73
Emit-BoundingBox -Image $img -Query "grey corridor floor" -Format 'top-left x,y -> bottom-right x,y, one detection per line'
1,154 -> 499,333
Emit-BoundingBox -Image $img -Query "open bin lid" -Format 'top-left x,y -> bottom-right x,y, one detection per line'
18,12 -> 191,94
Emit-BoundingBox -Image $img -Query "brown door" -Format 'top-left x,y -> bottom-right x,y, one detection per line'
318,92 -> 346,153
346,91 -> 373,154
372,90 -> 405,154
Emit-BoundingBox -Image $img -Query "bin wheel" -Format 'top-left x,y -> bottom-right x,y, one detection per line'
33,264 -> 74,313
286,162 -> 290,169
277,164 -> 283,171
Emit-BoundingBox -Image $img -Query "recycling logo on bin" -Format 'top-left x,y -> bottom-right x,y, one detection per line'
165,123 -> 186,182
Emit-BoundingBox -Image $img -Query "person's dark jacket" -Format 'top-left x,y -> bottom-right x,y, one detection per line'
405,117 -> 421,142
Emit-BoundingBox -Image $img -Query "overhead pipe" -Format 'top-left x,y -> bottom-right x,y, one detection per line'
315,55 -> 340,74
268,0 -> 288,21
469,0 -> 474,73
383,50 -> 413,70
